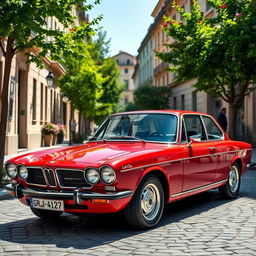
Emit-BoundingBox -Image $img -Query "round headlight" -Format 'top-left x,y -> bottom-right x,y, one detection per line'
18,166 -> 28,180
5,163 -> 17,178
100,166 -> 116,185
85,168 -> 100,185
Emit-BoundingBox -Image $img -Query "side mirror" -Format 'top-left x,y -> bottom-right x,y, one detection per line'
187,134 -> 202,147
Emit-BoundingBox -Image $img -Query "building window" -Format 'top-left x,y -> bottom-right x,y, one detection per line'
125,80 -> 129,90
116,59 -> 119,64
181,95 -> 185,110
124,68 -> 129,74
173,97 -> 177,109
127,59 -> 130,65
40,83 -> 44,121
124,97 -> 129,105
192,91 -> 197,111
32,79 -> 37,121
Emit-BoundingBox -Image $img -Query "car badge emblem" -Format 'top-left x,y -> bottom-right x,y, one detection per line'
122,164 -> 133,170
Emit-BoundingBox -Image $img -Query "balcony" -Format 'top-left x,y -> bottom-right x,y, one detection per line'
153,62 -> 169,75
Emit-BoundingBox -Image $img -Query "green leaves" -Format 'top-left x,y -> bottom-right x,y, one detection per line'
158,0 -> 256,105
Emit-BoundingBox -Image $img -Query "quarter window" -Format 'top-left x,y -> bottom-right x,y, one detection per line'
202,116 -> 223,140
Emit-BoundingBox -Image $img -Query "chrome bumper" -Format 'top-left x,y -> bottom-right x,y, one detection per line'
5,184 -> 133,205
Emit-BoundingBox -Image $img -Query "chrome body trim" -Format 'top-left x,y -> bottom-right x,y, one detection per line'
5,184 -> 133,201
170,179 -> 228,198
120,149 -> 251,173
43,169 -> 57,188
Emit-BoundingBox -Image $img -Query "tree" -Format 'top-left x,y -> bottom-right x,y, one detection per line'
0,0 -> 100,178
57,42 -> 105,138
157,0 -> 256,139
90,31 -> 124,124
134,85 -> 171,110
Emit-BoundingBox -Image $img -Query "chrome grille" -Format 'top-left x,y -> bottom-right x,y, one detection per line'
44,169 -> 56,187
26,168 -> 46,186
56,169 -> 91,188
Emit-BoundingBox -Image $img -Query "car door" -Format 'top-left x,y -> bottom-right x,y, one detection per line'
201,115 -> 233,182
181,114 -> 217,191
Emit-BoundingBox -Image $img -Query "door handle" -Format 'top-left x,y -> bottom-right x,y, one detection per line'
208,147 -> 216,152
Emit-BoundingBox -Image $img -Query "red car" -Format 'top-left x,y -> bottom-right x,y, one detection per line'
5,110 -> 252,229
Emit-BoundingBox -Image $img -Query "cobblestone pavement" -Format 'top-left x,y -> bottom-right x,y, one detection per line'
0,170 -> 256,256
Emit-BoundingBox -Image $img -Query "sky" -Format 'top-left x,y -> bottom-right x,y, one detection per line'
89,0 -> 159,56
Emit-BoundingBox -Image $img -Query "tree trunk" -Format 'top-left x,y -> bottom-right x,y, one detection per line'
85,118 -> 91,138
78,110 -> 82,137
0,38 -> 14,183
228,103 -> 239,140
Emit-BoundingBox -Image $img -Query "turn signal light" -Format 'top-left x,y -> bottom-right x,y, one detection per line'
91,199 -> 109,204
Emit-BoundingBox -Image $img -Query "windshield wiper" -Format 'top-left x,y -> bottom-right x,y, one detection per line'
107,136 -> 146,143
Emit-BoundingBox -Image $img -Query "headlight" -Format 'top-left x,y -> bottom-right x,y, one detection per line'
85,168 -> 100,185
5,163 -> 17,178
100,166 -> 116,185
18,166 -> 28,180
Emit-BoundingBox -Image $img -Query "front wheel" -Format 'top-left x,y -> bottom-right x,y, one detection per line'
124,175 -> 164,229
218,162 -> 241,199
30,208 -> 63,219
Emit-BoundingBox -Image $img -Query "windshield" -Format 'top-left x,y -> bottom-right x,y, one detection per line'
91,113 -> 178,143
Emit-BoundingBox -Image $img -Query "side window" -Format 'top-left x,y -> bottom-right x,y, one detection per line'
202,116 -> 223,140
184,115 -> 207,140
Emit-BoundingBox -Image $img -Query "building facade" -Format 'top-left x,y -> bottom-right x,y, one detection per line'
134,0 -> 256,145
114,51 -> 136,104
0,10 -> 86,155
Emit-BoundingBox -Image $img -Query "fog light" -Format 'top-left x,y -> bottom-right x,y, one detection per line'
91,199 -> 109,204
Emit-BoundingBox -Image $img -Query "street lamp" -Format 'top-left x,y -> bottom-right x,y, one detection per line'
46,71 -> 54,88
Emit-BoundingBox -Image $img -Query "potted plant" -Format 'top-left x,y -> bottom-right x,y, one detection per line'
42,123 -> 58,146
56,123 -> 65,144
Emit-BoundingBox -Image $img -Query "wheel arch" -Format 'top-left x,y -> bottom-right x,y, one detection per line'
138,167 -> 169,203
231,157 -> 243,174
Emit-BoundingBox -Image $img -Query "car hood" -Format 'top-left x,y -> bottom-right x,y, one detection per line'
9,142 -> 172,168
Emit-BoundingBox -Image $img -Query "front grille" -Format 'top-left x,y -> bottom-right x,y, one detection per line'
57,169 -> 91,188
26,168 -> 46,186
44,169 -> 56,187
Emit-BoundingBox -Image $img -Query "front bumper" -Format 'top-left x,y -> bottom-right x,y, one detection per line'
5,184 -> 133,205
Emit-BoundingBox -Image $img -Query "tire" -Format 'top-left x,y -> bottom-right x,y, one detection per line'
124,175 -> 164,229
218,162 -> 241,199
30,208 -> 63,219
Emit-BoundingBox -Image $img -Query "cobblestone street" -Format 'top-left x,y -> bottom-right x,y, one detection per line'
0,170 -> 256,256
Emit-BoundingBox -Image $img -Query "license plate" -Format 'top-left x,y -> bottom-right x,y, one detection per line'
31,198 -> 64,212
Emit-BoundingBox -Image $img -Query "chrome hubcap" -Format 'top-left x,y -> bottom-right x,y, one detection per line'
229,166 -> 239,193
141,183 -> 160,221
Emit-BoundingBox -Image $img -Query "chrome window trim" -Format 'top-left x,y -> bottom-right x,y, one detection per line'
56,168 -> 93,189
181,113 -> 225,142
170,179 -> 228,198
90,112 -> 180,144
120,149 -> 252,173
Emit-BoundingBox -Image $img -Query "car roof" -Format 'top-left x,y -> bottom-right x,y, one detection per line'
110,110 -> 211,117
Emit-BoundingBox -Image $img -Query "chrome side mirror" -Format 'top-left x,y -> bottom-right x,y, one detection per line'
187,134 -> 202,147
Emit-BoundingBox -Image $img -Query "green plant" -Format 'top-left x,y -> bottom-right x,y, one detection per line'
157,0 -> 256,139
42,123 -> 58,136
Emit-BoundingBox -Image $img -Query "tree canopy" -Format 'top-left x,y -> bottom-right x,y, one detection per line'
134,85 -> 171,110
157,0 -> 256,139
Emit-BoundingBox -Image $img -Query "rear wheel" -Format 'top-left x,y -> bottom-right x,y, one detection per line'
218,162 -> 241,199
30,208 -> 63,219
124,175 -> 164,229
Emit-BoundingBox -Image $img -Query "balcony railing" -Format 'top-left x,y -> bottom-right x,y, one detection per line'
153,62 -> 169,75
